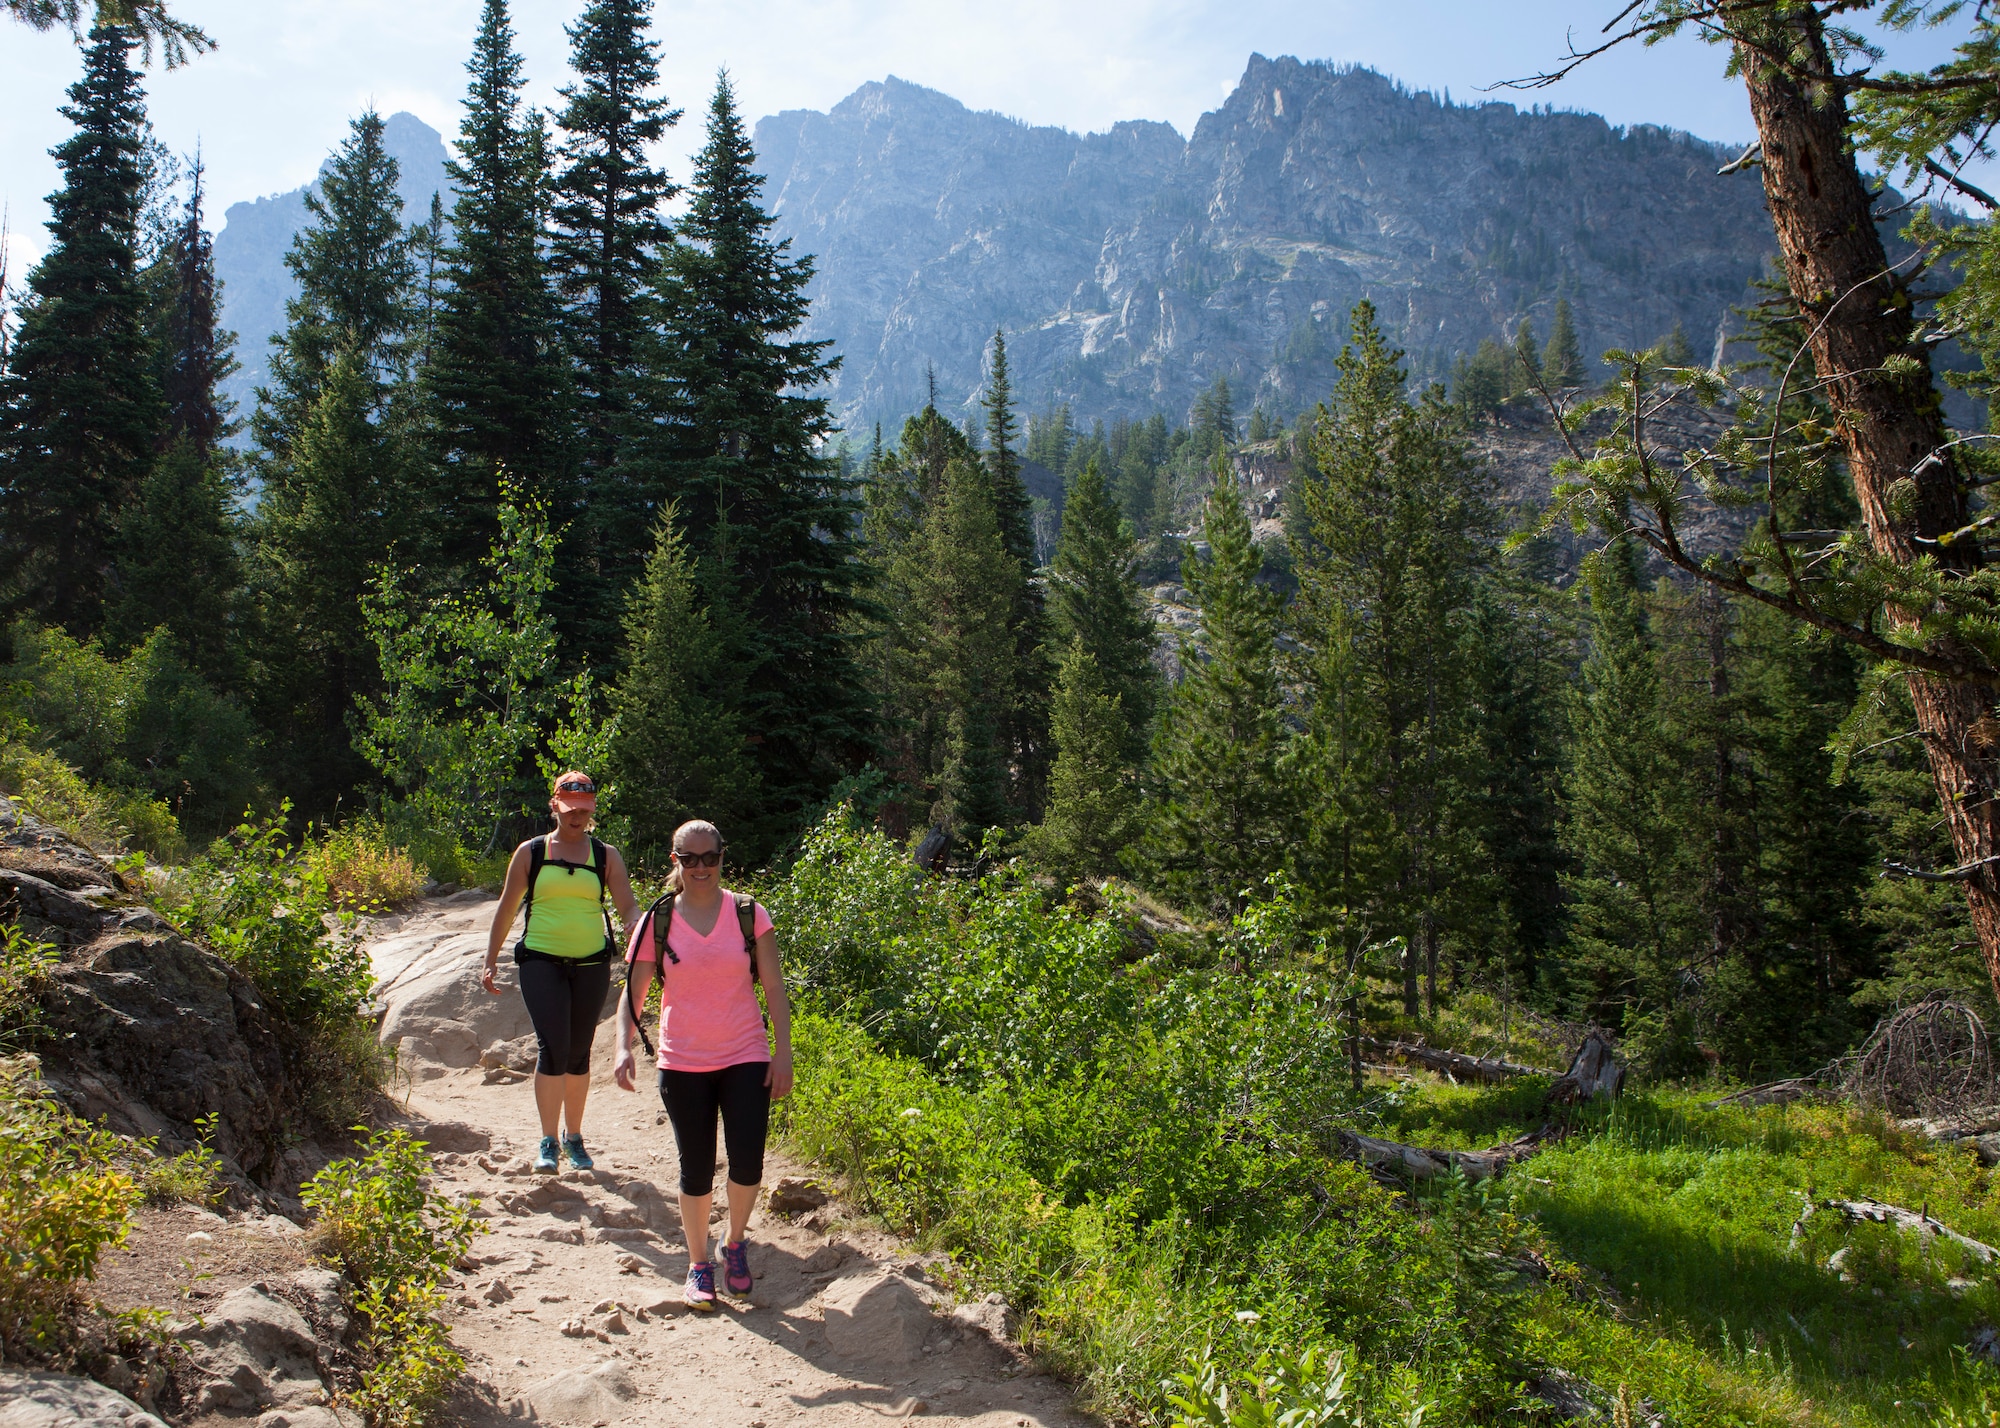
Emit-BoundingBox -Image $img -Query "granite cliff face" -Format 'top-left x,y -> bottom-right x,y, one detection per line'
756,55 -> 1777,432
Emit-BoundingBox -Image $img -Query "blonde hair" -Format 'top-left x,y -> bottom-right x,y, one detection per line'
665,819 -> 723,892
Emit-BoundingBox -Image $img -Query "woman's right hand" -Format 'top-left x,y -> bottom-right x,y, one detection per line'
612,1043 -> 637,1093
481,959 -> 501,995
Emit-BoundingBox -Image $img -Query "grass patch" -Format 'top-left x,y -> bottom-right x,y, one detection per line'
0,740 -> 183,862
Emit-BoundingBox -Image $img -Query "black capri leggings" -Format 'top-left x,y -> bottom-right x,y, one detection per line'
658,1062 -> 770,1196
514,948 -> 611,1076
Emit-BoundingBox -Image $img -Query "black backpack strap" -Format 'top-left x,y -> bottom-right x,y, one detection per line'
734,892 -> 759,983
522,836 -> 547,929
591,836 -> 614,952
624,891 -> 676,1059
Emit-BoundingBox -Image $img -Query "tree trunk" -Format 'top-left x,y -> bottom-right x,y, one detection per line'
1738,16 -> 2000,1000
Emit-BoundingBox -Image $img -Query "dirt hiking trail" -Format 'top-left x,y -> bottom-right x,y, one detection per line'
369,893 -> 1089,1428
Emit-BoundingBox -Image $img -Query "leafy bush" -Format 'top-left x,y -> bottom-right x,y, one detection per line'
1168,1347 -> 1431,1428
308,820 -> 426,912
302,1130 -> 475,1428
0,924 -> 57,1048
300,1128 -> 476,1289
0,740 -> 183,860
0,1055 -> 138,1362
346,1279 -> 464,1428
159,806 -> 371,1027
138,1113 -> 224,1207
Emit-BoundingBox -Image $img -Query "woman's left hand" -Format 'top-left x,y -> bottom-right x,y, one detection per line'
765,1050 -> 794,1101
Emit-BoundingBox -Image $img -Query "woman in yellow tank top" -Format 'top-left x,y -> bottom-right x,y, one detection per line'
482,772 -> 639,1173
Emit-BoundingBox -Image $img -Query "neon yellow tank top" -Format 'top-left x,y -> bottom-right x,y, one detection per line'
522,837 -> 609,958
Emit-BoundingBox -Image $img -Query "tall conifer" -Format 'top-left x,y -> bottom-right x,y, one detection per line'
0,25 -> 161,633
1047,458 -> 1156,762
1544,297 -> 1584,387
427,0 -> 572,575
247,113 -> 417,814
977,327 -> 1050,818
1139,459 -> 1289,916
649,73 -> 868,850
155,152 -> 234,456
252,110 -> 416,471
551,0 -> 677,649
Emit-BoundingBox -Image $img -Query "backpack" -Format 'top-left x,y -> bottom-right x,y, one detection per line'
522,834 -> 615,956
624,890 -> 759,1059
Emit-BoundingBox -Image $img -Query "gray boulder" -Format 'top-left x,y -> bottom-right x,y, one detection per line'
821,1270 -> 934,1362
526,1359 -> 638,1423
0,1370 -> 168,1427
176,1284 -> 328,1412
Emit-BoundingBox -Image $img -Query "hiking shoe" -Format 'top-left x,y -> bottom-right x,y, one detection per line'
684,1261 -> 717,1310
533,1136 -> 560,1173
561,1133 -> 593,1170
721,1239 -> 753,1294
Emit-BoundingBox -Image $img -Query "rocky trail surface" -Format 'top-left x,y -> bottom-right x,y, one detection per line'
368,894 -> 1084,1428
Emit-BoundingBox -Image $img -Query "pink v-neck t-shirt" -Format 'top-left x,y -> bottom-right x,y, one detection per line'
627,892 -> 775,1072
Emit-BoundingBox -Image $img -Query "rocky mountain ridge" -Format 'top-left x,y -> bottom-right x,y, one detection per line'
210,58 -> 1778,445
757,55 -> 1779,433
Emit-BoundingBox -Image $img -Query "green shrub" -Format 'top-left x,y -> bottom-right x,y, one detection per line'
138,1113 -> 224,1207
0,1055 -> 138,1362
302,1130 -> 475,1428
0,741 -> 184,861
347,1279 -> 464,1428
1167,1346 -> 1431,1428
300,1128 -> 476,1289
0,924 -> 57,1048
1,620 -> 256,844
159,806 -> 371,1027
309,820 -> 426,912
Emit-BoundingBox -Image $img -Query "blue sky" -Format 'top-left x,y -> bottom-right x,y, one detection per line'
0,0 -> 1977,276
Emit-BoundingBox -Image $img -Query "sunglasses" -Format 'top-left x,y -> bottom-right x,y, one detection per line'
556,779 -> 595,794
673,849 -> 722,868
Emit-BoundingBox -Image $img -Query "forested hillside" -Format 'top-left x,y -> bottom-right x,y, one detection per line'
11,0 -> 2000,1424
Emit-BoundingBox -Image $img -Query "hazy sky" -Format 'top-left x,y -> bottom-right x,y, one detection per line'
0,0 -> 1976,276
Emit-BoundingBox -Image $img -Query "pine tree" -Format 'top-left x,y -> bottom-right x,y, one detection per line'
246,112 -> 419,814
550,0 -> 678,650
607,507 -> 759,869
1190,375 -> 1235,451
155,151 -> 235,457
425,0 -> 573,575
882,457 -> 1018,848
1297,301 -> 1500,1012
0,25 -> 162,634
1048,459 -> 1156,762
1028,638 -> 1141,881
250,346 -> 409,814
1545,297 -> 1585,387
252,110 -> 416,470
107,440 -> 242,679
976,326 -> 1050,819
649,73 -> 868,854
1139,458 -> 1289,917
1658,321 -> 1696,367
1511,317 -> 1541,392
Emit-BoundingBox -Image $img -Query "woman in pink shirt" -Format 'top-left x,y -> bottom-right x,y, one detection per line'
613,819 -> 794,1309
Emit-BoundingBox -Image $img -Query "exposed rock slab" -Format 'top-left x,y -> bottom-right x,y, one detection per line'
821,1270 -> 935,1362
0,1371 -> 167,1428
174,1283 -> 329,1412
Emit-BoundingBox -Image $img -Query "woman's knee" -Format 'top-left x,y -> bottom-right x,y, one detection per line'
534,1035 -> 572,1076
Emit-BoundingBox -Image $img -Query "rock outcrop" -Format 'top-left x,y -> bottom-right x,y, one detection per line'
1,796 -> 296,1195
0,1370 -> 168,1428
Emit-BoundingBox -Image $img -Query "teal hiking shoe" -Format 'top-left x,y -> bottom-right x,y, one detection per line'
561,1133 -> 593,1171
533,1135 -> 560,1173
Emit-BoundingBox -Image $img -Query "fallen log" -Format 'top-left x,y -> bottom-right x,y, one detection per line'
1791,1195 -> 1999,1264
1360,1037 -> 1554,1085
1703,1077 -> 1822,1110
1337,1127 -> 1552,1183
